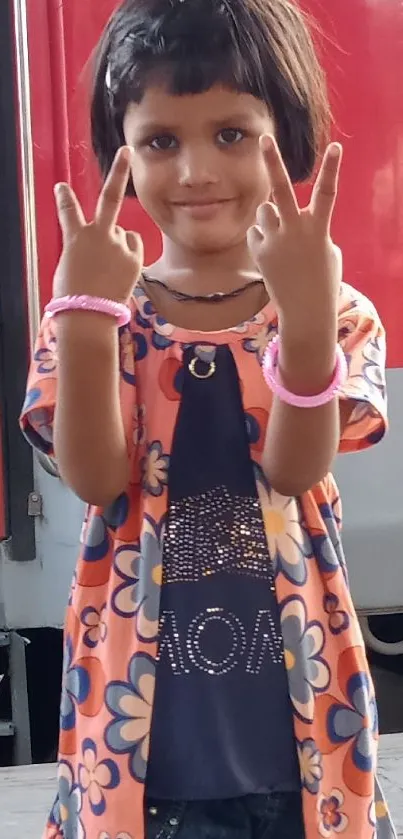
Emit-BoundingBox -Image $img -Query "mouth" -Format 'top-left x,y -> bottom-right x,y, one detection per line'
172,199 -> 235,219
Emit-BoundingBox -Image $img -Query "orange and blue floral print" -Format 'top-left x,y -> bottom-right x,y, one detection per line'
20,282 -> 396,839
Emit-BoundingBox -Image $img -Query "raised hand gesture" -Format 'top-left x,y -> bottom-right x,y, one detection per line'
248,136 -> 343,331
53,147 -> 143,305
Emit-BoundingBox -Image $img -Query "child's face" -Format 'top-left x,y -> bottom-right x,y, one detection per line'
123,84 -> 275,254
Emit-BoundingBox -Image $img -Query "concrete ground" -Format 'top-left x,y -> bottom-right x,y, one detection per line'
0,735 -> 402,839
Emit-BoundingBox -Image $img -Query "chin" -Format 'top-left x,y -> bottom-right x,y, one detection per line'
175,226 -> 248,254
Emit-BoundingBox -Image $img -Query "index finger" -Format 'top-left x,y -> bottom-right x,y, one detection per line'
95,147 -> 132,231
261,135 -> 299,224
310,143 -> 342,233
54,183 -> 86,242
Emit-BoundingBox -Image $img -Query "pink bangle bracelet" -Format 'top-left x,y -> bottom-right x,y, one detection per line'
262,336 -> 348,408
44,295 -> 131,327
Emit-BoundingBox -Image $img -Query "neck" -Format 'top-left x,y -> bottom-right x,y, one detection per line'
148,236 -> 260,295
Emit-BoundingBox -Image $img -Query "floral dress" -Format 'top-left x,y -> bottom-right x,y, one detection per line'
20,281 -> 396,839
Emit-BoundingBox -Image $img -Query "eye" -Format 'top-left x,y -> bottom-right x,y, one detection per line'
217,128 -> 245,146
148,134 -> 178,151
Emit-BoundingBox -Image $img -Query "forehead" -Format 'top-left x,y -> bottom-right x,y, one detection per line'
123,84 -> 273,135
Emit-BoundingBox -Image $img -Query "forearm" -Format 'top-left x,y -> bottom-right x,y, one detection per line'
54,313 -> 130,506
262,319 -> 340,496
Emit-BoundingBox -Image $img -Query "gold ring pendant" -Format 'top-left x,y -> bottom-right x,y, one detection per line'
188,358 -> 216,379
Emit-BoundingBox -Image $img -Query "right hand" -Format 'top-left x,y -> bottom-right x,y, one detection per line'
53,146 -> 144,305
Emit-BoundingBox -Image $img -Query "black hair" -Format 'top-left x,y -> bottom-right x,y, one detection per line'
91,0 -> 330,195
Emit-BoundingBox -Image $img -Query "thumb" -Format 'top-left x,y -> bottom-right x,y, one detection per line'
54,183 -> 85,242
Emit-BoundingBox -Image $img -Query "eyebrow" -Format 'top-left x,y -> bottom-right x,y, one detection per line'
131,112 -> 259,137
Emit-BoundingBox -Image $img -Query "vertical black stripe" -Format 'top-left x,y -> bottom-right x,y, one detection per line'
0,0 -> 35,558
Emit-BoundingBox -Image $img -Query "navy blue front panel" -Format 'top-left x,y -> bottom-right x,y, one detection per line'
146,346 -> 300,800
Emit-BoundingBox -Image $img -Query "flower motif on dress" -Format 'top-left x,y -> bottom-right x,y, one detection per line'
133,288 -> 175,348
82,514 -> 111,563
35,340 -> 57,374
21,401 -> 54,453
134,286 -> 156,321
311,501 -> 347,580
120,327 -> 136,385
58,760 -> 86,839
316,646 -> 378,797
141,441 -> 169,497
104,494 -> 130,531
244,408 -> 268,453
105,652 -> 155,783
78,511 -> 117,588
59,638 -> 105,751
317,789 -> 348,837
229,310 -> 266,334
49,795 -> 62,829
243,322 -> 277,360
338,318 -> 356,345
280,596 -> 330,722
22,386 -> 42,412
362,336 -> 386,399
81,604 -> 108,649
259,481 -> 312,586
112,543 -> 140,619
152,316 -> 175,350
159,357 -> 184,401
324,593 -> 349,636
133,331 -> 148,363
133,404 -> 147,446
112,517 -> 163,640
60,637 -> 91,731
297,738 -> 323,794
78,738 -> 119,816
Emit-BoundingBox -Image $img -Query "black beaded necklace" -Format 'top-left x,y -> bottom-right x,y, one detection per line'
142,275 -> 265,304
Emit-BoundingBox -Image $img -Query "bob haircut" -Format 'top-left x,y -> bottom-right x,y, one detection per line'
91,0 -> 330,196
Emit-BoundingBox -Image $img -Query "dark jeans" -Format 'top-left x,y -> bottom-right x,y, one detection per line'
146,792 -> 305,839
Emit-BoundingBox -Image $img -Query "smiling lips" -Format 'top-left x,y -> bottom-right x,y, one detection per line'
171,198 -> 235,219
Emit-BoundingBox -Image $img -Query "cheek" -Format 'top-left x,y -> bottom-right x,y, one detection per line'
252,156 -> 272,203
130,160 -> 163,212
234,152 -> 271,206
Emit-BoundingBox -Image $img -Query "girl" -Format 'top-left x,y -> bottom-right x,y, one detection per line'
21,1 -> 396,838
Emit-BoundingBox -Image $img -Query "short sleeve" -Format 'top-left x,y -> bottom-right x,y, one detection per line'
337,284 -> 387,453
19,308 -> 137,459
20,317 -> 58,456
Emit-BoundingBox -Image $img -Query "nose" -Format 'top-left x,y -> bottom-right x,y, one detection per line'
177,145 -> 220,187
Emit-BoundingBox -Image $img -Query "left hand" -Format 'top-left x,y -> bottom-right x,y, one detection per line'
248,136 -> 343,331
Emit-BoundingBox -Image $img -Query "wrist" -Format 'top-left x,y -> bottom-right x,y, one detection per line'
277,306 -> 338,341
277,322 -> 338,396
55,310 -> 120,347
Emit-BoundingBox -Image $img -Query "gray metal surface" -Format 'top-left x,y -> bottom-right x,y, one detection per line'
334,368 -> 403,613
9,631 -> 32,765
